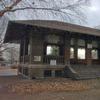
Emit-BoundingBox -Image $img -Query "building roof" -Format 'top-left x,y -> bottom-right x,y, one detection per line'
4,20 -> 100,43
95,25 -> 100,29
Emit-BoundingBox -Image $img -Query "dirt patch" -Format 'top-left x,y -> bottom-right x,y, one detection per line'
8,78 -> 90,94
1,76 -> 100,100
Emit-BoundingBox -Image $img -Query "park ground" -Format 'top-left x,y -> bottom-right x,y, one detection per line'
0,67 -> 100,100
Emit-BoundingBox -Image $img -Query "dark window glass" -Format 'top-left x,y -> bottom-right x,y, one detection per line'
55,70 -> 62,77
44,70 -> 51,77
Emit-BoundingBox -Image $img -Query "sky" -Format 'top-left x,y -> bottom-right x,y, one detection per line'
6,0 -> 100,28
86,0 -> 100,27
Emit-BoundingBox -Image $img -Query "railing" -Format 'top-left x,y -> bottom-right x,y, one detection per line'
43,55 -> 64,65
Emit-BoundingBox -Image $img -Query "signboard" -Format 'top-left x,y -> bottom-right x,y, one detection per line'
34,56 -> 41,61
50,60 -> 57,65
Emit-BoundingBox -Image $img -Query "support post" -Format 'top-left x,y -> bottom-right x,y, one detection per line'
29,32 -> 33,64
74,37 -> 78,64
21,38 -> 25,75
86,39 -> 92,66
98,42 -> 100,62
19,40 -> 24,63
64,34 -> 71,65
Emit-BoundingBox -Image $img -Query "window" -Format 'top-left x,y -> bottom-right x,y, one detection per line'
92,49 -> 98,59
71,38 -> 74,45
46,45 -> 59,56
78,48 -> 86,59
70,47 -> 74,59
55,70 -> 62,77
92,41 -> 98,48
78,39 -> 85,46
44,70 -> 51,77
45,35 -> 60,43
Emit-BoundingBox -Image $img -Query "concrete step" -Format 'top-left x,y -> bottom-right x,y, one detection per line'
76,74 -> 100,80
64,65 -> 100,80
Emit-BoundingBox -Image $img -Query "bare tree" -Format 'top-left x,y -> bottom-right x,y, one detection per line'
0,37 -> 9,61
0,0 -> 21,16
0,16 -> 9,61
4,46 -> 19,64
0,0 -> 90,63
0,0 -> 90,22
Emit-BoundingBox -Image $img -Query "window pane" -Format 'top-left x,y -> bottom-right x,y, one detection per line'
70,47 -> 74,59
78,48 -> 85,59
92,41 -> 98,48
46,45 -> 59,56
45,35 -> 60,43
78,39 -> 85,46
71,38 -> 74,45
92,49 -> 98,59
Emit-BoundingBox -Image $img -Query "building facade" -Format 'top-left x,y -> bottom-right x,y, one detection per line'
4,20 -> 100,79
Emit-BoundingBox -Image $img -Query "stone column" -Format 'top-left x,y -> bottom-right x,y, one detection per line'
74,38 -> 78,63
64,34 -> 71,65
29,31 -> 44,64
98,42 -> 100,62
23,38 -> 26,64
25,37 -> 29,56
86,40 -> 92,66
19,40 -> 23,63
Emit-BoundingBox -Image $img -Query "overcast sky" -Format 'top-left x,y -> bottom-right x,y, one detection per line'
86,0 -> 100,27
6,0 -> 100,28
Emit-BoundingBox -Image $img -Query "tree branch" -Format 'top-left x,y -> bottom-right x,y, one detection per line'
0,0 -> 22,16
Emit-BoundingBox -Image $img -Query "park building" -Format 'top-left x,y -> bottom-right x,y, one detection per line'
4,20 -> 100,79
